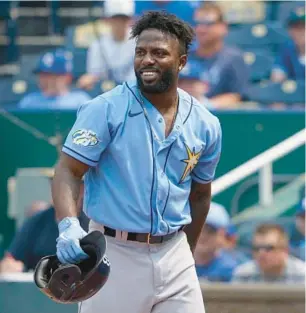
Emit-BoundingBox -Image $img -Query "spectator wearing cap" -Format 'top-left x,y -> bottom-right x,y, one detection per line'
289,197 -> 305,261
77,0 -> 136,90
178,60 -> 214,110
194,202 -> 242,282
135,0 -> 201,26
271,6 -> 305,82
18,49 -> 91,110
188,2 -> 249,109
232,223 -> 305,284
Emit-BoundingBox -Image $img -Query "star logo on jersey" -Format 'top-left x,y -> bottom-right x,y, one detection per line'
72,129 -> 99,147
179,144 -> 203,183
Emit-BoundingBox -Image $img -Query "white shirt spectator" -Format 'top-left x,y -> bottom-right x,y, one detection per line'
86,30 -> 136,83
232,256 -> 305,284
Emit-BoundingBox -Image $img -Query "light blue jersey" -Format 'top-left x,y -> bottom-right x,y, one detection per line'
63,81 -> 222,235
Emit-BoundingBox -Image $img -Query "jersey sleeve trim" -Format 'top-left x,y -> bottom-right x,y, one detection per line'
191,172 -> 212,184
62,145 -> 99,166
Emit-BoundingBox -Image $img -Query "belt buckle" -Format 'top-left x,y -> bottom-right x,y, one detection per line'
147,233 -> 151,244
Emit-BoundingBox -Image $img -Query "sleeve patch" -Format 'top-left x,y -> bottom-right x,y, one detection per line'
72,129 -> 100,147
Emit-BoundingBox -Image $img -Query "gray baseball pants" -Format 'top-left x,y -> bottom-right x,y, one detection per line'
79,220 -> 205,313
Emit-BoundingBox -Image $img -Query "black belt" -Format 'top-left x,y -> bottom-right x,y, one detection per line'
103,226 -> 183,244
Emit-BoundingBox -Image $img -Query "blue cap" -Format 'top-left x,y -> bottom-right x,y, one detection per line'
205,202 -> 230,229
33,49 -> 73,74
180,61 -> 203,81
226,224 -> 237,237
296,197 -> 305,215
287,6 -> 305,26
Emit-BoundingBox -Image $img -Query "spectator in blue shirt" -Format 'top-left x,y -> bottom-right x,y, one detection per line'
178,59 -> 214,110
223,224 -> 250,264
271,6 -> 305,82
289,197 -> 305,261
194,202 -> 242,282
0,180 -> 88,273
135,0 -> 201,26
18,49 -> 91,110
188,2 -> 249,109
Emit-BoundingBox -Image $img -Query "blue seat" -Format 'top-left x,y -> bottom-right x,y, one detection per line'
65,25 -> 76,50
277,2 -> 305,25
243,51 -> 274,82
219,1 -> 272,25
0,1 -> 19,64
86,79 -> 117,98
247,80 -> 305,105
226,22 -> 289,53
0,78 -> 39,107
69,47 -> 88,80
49,0 -> 61,34
0,1 -> 12,18
16,53 -> 41,80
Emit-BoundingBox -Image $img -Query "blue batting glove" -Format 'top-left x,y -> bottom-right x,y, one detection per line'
56,217 -> 89,264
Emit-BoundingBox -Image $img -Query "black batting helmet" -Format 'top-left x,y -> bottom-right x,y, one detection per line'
34,231 -> 110,304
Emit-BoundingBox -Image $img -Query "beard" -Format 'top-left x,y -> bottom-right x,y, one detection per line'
135,68 -> 176,94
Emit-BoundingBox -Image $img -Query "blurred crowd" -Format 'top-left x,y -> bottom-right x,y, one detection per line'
0,176 -> 305,284
0,0 -> 305,284
0,0 -> 305,110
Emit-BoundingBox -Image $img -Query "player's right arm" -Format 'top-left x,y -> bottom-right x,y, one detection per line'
52,153 -> 89,221
52,97 -> 112,264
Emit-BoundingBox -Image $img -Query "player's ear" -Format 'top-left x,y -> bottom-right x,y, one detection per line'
178,55 -> 187,72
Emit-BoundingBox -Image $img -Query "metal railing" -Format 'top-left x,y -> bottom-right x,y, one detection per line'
212,129 -> 306,207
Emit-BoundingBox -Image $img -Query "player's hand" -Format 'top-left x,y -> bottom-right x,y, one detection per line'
56,217 -> 89,264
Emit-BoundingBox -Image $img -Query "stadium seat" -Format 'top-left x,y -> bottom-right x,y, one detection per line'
247,80 -> 305,105
276,1 -> 305,25
48,0 -> 61,35
86,79 -> 117,98
243,51 -> 274,82
0,1 -> 13,19
218,1 -> 270,25
69,47 -> 88,80
0,1 -> 19,64
225,22 -> 290,53
16,53 -> 41,80
0,78 -> 38,107
64,21 -> 110,50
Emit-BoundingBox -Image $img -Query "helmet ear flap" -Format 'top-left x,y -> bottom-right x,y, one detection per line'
48,264 -> 82,300
34,256 -> 59,288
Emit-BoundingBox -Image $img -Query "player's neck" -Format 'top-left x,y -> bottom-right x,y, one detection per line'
142,88 -> 178,114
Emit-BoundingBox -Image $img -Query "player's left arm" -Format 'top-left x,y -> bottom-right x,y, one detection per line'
184,181 -> 212,253
185,117 -> 222,253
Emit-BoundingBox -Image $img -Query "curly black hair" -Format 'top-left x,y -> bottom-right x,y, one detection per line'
130,10 -> 195,56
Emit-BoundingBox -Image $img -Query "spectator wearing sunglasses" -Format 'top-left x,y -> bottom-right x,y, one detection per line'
194,202 -> 242,282
187,2 -> 249,109
232,223 -> 305,284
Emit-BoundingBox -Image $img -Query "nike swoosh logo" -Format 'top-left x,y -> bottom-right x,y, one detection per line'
128,110 -> 143,117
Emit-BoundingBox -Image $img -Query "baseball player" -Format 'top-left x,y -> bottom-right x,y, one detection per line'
52,11 -> 222,313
